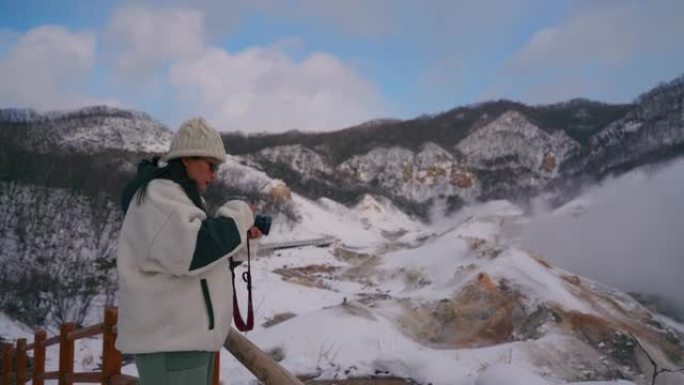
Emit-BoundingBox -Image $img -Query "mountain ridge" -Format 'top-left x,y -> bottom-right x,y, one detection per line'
2,74 -> 683,218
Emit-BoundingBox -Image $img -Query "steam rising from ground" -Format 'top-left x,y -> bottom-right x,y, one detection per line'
521,158 -> 684,319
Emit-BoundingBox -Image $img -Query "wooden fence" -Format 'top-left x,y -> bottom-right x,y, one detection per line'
0,307 -> 220,385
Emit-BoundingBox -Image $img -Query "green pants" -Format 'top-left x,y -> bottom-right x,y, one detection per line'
135,351 -> 215,385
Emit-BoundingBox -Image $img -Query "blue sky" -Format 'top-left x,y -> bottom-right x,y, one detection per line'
0,0 -> 683,133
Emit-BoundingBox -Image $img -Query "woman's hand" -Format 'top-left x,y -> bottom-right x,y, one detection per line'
247,226 -> 263,239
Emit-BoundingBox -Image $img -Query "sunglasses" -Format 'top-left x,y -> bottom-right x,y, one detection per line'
193,157 -> 220,172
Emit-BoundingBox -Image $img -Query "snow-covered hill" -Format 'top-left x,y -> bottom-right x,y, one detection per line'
0,106 -> 173,154
225,198 -> 682,385
3,183 -> 682,384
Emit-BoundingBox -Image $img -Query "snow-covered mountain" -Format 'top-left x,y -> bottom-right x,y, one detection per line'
580,76 -> 684,176
0,105 -> 172,154
2,75 -> 682,217
1,75 -> 684,384
455,110 -> 579,179
238,75 -> 683,214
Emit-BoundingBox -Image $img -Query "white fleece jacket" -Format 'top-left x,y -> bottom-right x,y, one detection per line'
116,179 -> 255,354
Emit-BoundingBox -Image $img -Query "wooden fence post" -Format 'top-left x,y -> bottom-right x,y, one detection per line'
15,338 -> 27,385
33,330 -> 46,385
1,343 -> 12,385
59,322 -> 76,385
224,329 -> 304,385
213,351 -> 220,385
102,307 -> 121,385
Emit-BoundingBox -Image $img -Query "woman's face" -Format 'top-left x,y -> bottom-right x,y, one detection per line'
181,157 -> 220,193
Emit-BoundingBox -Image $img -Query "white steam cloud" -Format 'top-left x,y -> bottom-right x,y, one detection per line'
521,158 -> 684,319
0,26 -> 98,110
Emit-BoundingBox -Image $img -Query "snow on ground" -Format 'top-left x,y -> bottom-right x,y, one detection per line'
474,363 -> 636,385
267,192 -> 430,249
371,229 -> 476,298
353,194 -> 426,235
485,250 -> 596,314
0,312 -> 33,340
0,313 -> 106,381
249,246 -> 349,319
212,197 -> 653,384
1,192 -> 676,385
657,314 -> 684,336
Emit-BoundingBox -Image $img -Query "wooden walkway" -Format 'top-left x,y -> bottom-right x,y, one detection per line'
259,236 -> 336,252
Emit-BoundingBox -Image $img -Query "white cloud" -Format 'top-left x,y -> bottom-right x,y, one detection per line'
522,158 -> 684,318
0,28 -> 20,52
0,25 -> 99,110
107,6 -> 206,81
511,7 -> 637,70
169,44 -> 386,132
103,4 -> 386,132
121,0 -> 258,39
501,0 -> 684,103
136,0 -> 398,38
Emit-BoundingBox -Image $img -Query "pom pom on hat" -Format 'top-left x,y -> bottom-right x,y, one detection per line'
164,117 -> 226,163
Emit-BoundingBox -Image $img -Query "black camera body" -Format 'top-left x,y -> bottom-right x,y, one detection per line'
254,215 -> 272,235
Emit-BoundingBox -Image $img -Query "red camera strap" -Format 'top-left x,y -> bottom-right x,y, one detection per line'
230,235 -> 254,331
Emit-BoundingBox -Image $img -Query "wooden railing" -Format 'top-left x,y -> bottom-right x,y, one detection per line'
1,305 -> 306,385
0,307 -> 220,385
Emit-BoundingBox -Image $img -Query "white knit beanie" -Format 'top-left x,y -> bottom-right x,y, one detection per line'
164,117 -> 226,163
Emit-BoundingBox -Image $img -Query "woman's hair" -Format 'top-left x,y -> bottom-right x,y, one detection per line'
121,157 -> 206,214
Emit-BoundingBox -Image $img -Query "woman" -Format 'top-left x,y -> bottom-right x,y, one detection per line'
116,117 -> 261,385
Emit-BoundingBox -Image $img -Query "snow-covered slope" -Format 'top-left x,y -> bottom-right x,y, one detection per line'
456,110 -> 579,178
233,198 -> 682,385
2,191 -> 683,384
336,142 -> 481,206
0,106 -> 173,154
329,111 -> 581,208
250,144 -> 334,178
2,98 -> 684,385
266,192 -> 428,248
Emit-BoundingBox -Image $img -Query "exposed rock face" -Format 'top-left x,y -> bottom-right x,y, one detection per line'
539,152 -> 557,173
247,109 -> 585,210
252,144 -> 333,179
339,146 -> 413,184
456,110 -> 579,178
454,110 -> 580,201
336,143 -> 482,204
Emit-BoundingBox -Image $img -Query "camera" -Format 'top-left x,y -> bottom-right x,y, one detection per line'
254,215 -> 272,236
